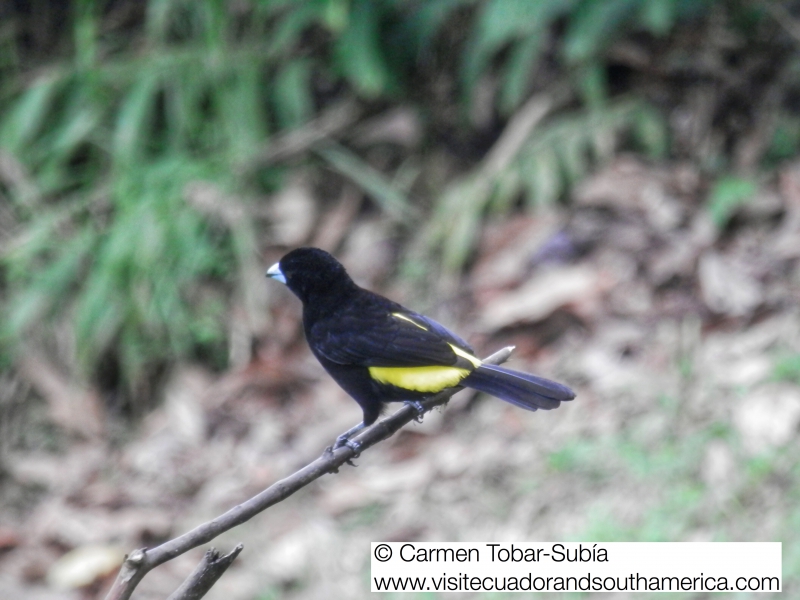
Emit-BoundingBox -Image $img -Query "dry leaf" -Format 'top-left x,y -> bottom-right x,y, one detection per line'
478,265 -> 601,330
734,384 -> 800,454
17,351 -> 105,439
701,441 -> 737,492
46,545 -> 125,591
698,251 -> 762,316
353,107 -> 422,147
268,177 -> 317,245
574,157 -> 688,232
471,215 -> 561,290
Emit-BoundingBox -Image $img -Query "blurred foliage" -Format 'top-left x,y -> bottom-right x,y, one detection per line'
458,0 -> 709,111
767,114 -> 800,165
0,0 -> 792,406
706,176 -> 758,229
774,354 -> 800,385
414,97 -> 667,276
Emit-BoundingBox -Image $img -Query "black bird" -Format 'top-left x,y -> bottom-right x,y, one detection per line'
266,247 -> 575,449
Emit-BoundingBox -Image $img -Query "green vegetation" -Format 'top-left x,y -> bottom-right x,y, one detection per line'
774,354 -> 800,385
707,176 -> 758,229
0,0 -> 792,405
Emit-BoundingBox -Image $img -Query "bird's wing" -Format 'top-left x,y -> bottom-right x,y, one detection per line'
309,304 -> 477,369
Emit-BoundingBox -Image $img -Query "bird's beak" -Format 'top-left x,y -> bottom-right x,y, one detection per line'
265,262 -> 286,284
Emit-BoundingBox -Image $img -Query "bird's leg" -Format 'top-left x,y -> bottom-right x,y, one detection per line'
404,400 -> 426,423
332,421 -> 366,453
329,401 -> 427,456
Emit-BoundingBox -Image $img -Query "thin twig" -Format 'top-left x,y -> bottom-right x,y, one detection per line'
166,545 -> 244,600
239,100 -> 361,170
763,1 -> 800,46
103,346 -> 515,600
480,84 -> 571,180
314,143 -> 420,220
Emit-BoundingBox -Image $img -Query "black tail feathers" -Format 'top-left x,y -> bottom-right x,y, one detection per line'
461,364 -> 575,411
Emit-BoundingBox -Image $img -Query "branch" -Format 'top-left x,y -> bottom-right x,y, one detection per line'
166,545 -> 243,600
103,346 -> 515,600
764,0 -> 800,47
238,100 -> 361,170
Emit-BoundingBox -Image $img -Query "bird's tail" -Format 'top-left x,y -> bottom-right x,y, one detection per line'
461,364 -> 575,411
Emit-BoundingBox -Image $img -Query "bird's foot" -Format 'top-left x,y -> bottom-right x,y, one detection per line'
344,439 -> 361,458
333,434 -> 362,452
334,437 -> 361,452
404,400 -> 426,423
332,438 -> 361,464
332,421 -> 366,457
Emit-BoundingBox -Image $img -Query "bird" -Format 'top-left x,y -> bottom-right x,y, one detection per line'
266,247 -> 575,450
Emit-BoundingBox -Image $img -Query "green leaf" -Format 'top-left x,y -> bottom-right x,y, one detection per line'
463,0 -> 562,92
564,0 -> 639,64
524,146 -> 563,207
48,90 -> 101,159
639,0 -> 677,35
321,0 -> 351,32
264,2 -> 320,58
201,0 -> 228,50
73,0 -> 98,69
575,61 -> 608,108
114,73 -> 160,163
0,74 -> 64,152
707,176 -> 757,228
273,59 -> 314,130
489,168 -> 522,214
7,227 -> 95,335
632,104 -> 668,157
316,144 -> 417,220
220,63 -> 268,158
145,0 -> 173,42
774,354 -> 800,384
499,34 -> 544,114
334,0 -> 393,98
440,177 -> 489,271
399,0 -> 469,52
558,127 -> 589,184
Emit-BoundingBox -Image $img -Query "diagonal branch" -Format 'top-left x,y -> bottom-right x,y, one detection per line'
103,346 -> 515,600
166,545 -> 244,600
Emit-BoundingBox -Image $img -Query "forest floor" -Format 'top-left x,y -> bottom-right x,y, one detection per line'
1,156 -> 799,599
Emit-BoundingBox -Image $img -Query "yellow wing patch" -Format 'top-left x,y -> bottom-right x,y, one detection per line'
368,365 -> 470,392
373,315 -> 482,392
391,312 -> 428,330
448,344 -> 482,368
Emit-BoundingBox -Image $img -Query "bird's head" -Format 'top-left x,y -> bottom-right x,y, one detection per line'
266,247 -> 355,304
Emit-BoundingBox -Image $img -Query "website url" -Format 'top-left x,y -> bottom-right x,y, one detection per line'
373,572 -> 781,592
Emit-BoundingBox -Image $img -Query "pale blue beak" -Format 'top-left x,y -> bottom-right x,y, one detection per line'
265,262 -> 286,284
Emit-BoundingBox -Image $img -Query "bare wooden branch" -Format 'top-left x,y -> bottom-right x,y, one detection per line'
166,545 -> 244,600
764,1 -> 800,46
103,346 -> 515,600
240,100 -> 361,169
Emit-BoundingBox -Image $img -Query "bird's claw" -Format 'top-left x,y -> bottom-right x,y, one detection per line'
332,438 -> 361,463
333,435 -> 362,454
344,439 -> 361,454
345,440 -> 362,460
404,400 -> 426,423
